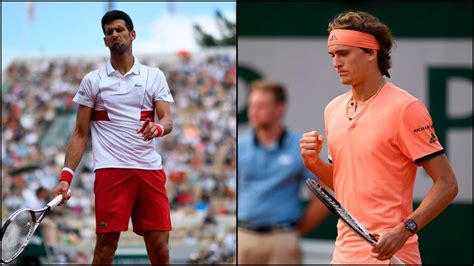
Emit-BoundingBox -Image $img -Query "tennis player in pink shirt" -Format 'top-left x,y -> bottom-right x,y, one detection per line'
300,11 -> 458,264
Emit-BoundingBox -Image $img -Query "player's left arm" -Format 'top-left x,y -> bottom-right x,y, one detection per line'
372,100 -> 458,261
137,100 -> 173,141
371,154 -> 458,261
154,100 -> 173,136
408,154 -> 458,232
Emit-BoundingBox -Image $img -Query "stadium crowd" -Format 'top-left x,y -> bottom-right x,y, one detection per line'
1,49 -> 236,264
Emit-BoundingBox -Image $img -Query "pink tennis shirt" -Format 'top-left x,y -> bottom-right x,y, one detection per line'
324,82 -> 444,264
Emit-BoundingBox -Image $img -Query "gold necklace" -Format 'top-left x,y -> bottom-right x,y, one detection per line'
345,81 -> 385,121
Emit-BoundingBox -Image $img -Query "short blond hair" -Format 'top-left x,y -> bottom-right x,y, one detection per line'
249,80 -> 287,103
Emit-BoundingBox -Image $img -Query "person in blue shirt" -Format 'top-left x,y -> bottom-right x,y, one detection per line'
238,80 -> 329,264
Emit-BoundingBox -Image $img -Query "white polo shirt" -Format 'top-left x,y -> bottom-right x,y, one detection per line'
73,58 -> 174,171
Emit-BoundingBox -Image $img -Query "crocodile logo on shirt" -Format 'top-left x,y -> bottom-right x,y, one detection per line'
134,84 -> 143,88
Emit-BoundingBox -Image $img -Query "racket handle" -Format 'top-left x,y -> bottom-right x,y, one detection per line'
389,255 -> 404,265
48,189 -> 72,210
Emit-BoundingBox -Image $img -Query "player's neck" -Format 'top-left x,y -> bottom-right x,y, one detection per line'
110,52 -> 134,76
351,74 -> 385,102
255,124 -> 284,147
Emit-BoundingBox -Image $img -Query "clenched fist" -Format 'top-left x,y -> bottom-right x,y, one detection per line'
300,131 -> 325,168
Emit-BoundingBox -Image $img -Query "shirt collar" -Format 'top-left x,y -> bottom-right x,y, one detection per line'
106,57 -> 140,76
252,128 -> 288,149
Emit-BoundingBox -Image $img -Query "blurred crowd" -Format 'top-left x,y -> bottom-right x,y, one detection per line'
1,49 -> 236,264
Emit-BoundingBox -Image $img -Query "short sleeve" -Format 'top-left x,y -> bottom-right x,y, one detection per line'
73,73 -> 95,108
154,70 -> 174,103
397,101 -> 444,165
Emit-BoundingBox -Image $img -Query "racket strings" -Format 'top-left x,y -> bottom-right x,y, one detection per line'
1,210 -> 36,262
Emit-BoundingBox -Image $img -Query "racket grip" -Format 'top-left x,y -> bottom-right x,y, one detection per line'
389,255 -> 404,265
48,189 -> 72,209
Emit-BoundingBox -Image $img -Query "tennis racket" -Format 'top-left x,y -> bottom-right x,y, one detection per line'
1,189 -> 71,264
305,178 -> 404,265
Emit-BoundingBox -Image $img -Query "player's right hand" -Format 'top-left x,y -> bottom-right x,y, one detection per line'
137,118 -> 164,141
52,181 -> 71,206
300,131 -> 324,167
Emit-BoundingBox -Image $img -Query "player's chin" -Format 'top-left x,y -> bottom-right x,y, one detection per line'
254,123 -> 272,131
110,44 -> 127,54
339,77 -> 352,85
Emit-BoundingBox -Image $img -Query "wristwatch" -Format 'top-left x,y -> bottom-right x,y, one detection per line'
404,219 -> 418,235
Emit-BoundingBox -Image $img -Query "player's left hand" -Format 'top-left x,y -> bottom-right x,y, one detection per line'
370,222 -> 412,261
136,118 -> 164,141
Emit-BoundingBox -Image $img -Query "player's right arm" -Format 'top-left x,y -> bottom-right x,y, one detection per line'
52,104 -> 93,203
300,131 -> 334,189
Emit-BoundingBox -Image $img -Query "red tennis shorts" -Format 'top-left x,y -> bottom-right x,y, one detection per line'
94,168 -> 172,235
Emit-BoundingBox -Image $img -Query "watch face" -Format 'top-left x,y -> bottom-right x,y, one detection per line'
406,219 -> 417,231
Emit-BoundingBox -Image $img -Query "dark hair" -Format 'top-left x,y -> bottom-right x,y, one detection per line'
35,186 -> 46,197
101,10 -> 134,34
328,11 -> 393,78
249,80 -> 287,104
